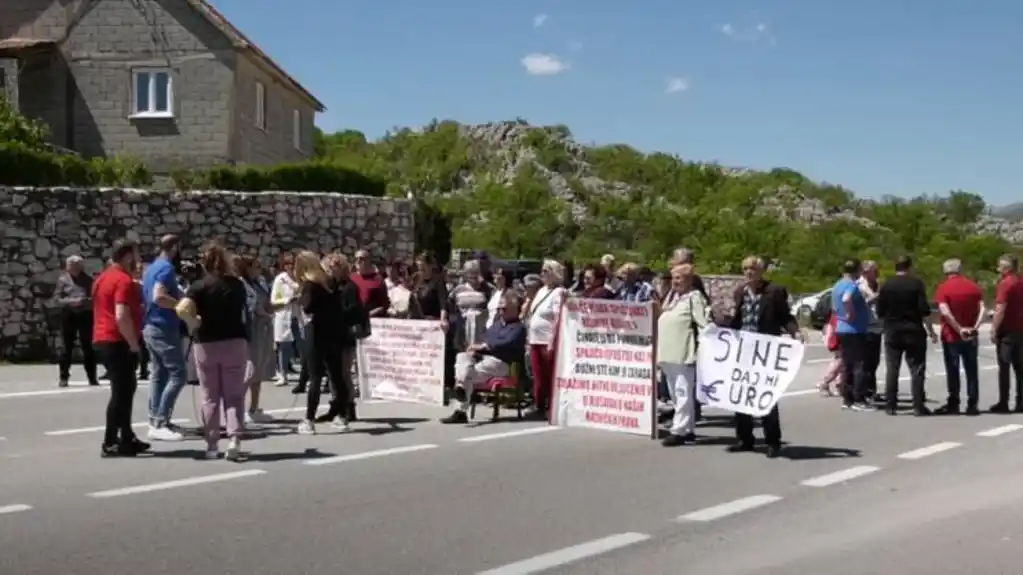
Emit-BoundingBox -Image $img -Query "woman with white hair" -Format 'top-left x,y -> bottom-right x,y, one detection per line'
526,259 -> 566,417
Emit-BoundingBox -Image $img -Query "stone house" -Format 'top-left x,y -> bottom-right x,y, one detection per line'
0,0 -> 325,172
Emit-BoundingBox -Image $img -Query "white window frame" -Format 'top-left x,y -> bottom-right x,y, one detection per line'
292,108 -> 302,150
130,68 -> 173,119
254,81 -> 266,130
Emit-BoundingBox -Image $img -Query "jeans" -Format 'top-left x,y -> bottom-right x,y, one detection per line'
996,331 -> 1023,406
838,333 -> 868,404
942,339 -> 979,408
735,406 -> 781,447
529,344 -> 554,412
194,338 -> 249,449
94,341 -> 138,446
884,329 -> 927,409
143,324 -> 187,427
305,341 -> 354,421
864,332 -> 883,397
277,318 -> 305,384
59,311 -> 96,382
660,362 -> 697,436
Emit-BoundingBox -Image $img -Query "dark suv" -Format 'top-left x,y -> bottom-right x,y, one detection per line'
809,290 -> 832,330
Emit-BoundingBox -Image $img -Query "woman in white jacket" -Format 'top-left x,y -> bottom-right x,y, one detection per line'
270,253 -> 303,388
526,259 -> 566,417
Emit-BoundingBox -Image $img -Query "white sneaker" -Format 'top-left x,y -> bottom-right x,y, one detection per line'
246,409 -> 274,425
330,416 -> 351,432
297,420 -> 316,435
148,425 -> 184,442
204,449 -> 219,460
225,438 -> 241,461
274,374 -> 288,387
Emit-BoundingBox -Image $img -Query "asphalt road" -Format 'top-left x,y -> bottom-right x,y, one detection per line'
0,331 -> 1018,575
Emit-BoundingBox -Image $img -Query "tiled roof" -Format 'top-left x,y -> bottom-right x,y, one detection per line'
187,0 -> 325,112
0,38 -> 55,50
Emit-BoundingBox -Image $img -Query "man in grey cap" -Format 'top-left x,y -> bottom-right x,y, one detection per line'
52,255 -> 98,387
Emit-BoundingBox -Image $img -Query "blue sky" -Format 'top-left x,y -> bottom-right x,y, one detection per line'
211,0 -> 1023,205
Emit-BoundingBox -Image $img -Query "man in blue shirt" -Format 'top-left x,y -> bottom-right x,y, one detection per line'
141,235 -> 187,441
832,258 -> 874,411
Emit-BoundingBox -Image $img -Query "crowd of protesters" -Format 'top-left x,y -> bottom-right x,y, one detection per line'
53,236 -> 1023,460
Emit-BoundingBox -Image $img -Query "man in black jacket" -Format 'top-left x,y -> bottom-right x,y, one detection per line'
725,256 -> 804,458
875,255 -> 939,415
53,255 -> 98,387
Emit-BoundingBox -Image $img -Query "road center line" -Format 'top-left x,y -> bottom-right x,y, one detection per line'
897,441 -> 962,460
801,465 -> 880,487
304,444 -> 438,466
87,469 -> 267,498
977,424 -> 1023,437
0,388 -> 92,399
459,426 -> 561,443
45,418 -> 190,436
678,494 -> 783,522
475,532 -> 651,575
0,504 -> 33,515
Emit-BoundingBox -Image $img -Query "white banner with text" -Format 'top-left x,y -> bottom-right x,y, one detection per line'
356,318 -> 446,407
551,298 -> 656,438
696,325 -> 804,417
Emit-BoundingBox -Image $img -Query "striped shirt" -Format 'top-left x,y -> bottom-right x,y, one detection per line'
617,281 -> 655,303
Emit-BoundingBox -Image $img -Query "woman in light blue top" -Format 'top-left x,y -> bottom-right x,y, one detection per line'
657,263 -> 712,446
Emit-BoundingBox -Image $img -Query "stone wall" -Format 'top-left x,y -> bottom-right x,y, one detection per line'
0,187 -> 415,362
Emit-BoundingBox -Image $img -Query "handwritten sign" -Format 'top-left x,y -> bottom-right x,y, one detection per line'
695,325 -> 804,417
356,318 -> 446,407
551,298 -> 656,437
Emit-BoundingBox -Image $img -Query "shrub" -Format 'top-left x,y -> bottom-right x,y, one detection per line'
177,161 -> 386,196
0,143 -> 151,187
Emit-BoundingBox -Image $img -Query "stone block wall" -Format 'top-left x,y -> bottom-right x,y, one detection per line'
0,187 -> 415,362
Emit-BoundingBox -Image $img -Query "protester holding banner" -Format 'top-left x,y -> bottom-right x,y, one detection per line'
443,291 -> 527,424
721,256 -> 803,458
657,263 -> 712,446
527,259 -> 567,418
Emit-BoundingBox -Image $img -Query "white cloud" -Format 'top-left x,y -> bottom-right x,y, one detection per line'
756,22 -> 767,33
533,13 -> 548,28
721,23 -> 734,36
521,53 -> 568,75
665,77 -> 689,94
720,21 -> 775,44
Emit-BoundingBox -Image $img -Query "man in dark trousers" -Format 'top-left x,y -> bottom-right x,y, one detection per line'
53,255 -> 98,387
876,255 -> 938,416
990,254 -> 1023,413
725,256 -> 804,458
934,258 -> 985,415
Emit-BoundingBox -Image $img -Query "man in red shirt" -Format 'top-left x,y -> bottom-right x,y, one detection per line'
992,254 -> 1023,413
350,249 -> 390,318
92,238 -> 150,457
934,258 -> 985,415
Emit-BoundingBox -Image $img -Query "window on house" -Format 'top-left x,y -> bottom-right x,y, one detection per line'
293,109 -> 302,150
131,68 -> 173,117
255,81 -> 266,130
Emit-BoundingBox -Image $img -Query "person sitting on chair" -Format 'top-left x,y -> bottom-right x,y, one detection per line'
443,291 -> 527,424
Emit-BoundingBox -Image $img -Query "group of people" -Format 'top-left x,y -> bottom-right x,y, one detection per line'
53,235 -> 1023,462
818,254 -> 1023,417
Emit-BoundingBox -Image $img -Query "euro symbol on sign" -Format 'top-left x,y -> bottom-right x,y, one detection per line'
700,380 -> 724,402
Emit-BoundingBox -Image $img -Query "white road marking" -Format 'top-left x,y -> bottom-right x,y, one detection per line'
0,504 -> 32,515
475,532 -> 651,575
459,426 -> 561,443
44,418 -> 190,436
977,424 -> 1023,437
304,444 -> 438,466
897,441 -> 962,460
805,358 -> 833,365
678,494 -> 783,522
87,469 -> 267,498
801,465 -> 880,487
0,388 -> 92,399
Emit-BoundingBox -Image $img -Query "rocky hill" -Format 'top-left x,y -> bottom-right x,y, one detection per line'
317,119 -> 1022,290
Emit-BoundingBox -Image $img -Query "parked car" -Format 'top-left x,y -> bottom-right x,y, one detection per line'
808,290 -> 832,330
794,289 -> 830,319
